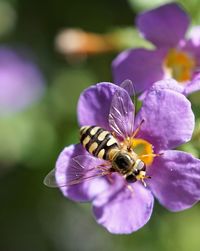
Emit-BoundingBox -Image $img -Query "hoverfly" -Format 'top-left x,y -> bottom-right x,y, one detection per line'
44,80 -> 151,189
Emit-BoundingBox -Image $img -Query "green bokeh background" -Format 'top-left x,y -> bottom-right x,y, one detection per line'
0,0 -> 200,250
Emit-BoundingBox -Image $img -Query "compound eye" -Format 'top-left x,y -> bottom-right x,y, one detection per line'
126,174 -> 137,183
115,154 -> 132,170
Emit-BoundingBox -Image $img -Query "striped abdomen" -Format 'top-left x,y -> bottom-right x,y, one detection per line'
80,126 -> 119,160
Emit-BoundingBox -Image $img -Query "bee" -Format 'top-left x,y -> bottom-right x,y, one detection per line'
44,80 -> 150,189
79,125 -> 147,184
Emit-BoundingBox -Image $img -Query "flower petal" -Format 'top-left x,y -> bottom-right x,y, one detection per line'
147,150 -> 200,211
187,26 -> 200,47
78,82 -> 130,130
138,78 -> 185,102
185,26 -> 200,50
184,73 -> 200,95
135,87 -> 194,151
93,175 -> 154,234
181,26 -> 200,67
137,3 -> 190,48
78,82 -> 119,129
150,79 -> 184,93
112,48 -> 166,93
55,144 -> 109,202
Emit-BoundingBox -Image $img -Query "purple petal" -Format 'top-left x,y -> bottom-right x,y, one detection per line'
55,144 -> 109,202
138,78 -> 185,101
112,48 -> 166,93
78,82 -> 126,130
147,150 -> 200,211
135,88 -> 194,152
184,73 -> 200,95
93,175 -> 154,234
181,26 -> 200,66
137,3 -> 190,48
150,79 -> 184,93
187,26 -> 200,47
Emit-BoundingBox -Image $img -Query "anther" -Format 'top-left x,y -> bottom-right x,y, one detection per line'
139,153 -> 161,158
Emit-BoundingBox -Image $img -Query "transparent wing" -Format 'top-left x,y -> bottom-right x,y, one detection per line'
120,79 -> 135,97
109,80 -> 135,140
43,155 -> 111,188
44,169 -> 58,187
120,79 -> 137,112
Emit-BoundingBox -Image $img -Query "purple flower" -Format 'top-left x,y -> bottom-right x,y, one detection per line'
112,3 -> 200,95
48,80 -> 200,234
0,47 -> 45,116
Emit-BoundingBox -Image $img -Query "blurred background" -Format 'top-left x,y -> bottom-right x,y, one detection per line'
0,0 -> 200,250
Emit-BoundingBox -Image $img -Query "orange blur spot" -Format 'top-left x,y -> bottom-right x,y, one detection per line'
55,29 -> 116,56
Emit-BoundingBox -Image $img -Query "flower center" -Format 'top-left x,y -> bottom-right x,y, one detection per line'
129,138 -> 154,166
164,48 -> 196,83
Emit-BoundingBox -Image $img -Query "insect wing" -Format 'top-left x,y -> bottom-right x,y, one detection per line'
120,79 -> 135,97
43,169 -> 58,188
120,79 -> 137,112
43,155 -> 111,188
109,83 -> 135,140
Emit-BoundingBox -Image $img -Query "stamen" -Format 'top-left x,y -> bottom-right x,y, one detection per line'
139,153 -> 162,158
164,48 -> 196,83
130,138 -> 154,165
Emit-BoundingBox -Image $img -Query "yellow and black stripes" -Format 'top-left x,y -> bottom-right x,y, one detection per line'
80,126 -> 119,160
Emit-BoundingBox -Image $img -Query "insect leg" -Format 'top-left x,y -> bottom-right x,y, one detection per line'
122,177 -> 134,195
96,162 -> 111,171
111,131 -> 117,138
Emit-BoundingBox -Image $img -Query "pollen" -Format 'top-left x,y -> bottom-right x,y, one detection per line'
130,138 -> 154,166
164,48 -> 196,83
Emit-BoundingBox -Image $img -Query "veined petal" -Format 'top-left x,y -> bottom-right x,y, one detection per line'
135,88 -> 194,151
78,83 -> 121,130
55,144 -> 109,202
77,82 -> 134,133
112,48 -> 166,93
150,79 -> 184,93
93,175 -> 154,234
137,3 -> 190,48
147,150 -> 200,211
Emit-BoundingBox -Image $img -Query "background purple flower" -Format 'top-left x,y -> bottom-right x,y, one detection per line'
0,47 -> 45,116
112,3 -> 200,95
54,81 -> 200,234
